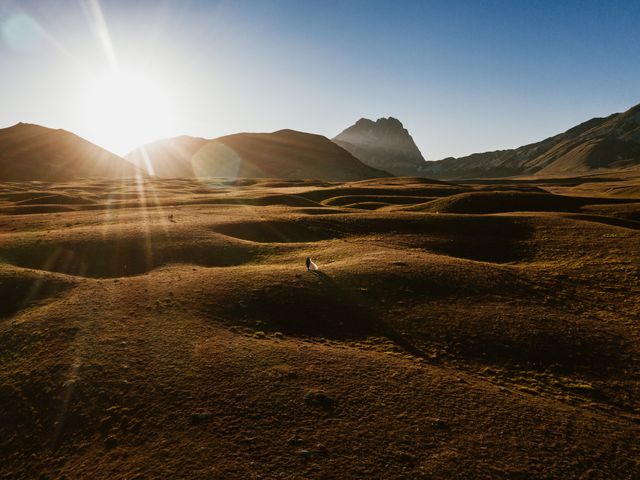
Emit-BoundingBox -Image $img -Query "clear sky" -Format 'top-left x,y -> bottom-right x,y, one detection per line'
1,0 -> 639,159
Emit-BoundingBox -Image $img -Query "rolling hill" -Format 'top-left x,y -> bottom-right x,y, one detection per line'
0,123 -> 142,181
422,102 -> 640,179
127,129 -> 391,181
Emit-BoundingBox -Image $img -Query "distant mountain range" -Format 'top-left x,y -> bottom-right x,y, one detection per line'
127,129 -> 390,181
421,103 -> 640,179
333,117 -> 427,176
2,102 -> 639,183
0,123 -> 141,181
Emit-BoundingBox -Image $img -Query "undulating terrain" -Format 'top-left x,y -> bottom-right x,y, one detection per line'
1,172 -> 639,478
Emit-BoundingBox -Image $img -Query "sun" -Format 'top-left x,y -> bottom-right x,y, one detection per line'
78,70 -> 178,155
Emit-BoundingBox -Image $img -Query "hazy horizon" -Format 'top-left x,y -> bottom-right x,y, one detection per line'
1,0 -> 639,159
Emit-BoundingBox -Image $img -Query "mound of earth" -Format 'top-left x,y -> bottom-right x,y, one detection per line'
406,191 -> 588,214
0,224 -> 264,278
297,184 -> 467,203
322,195 -> 435,206
0,267 -> 74,317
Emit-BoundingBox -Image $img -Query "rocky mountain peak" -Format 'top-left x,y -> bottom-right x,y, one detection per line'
332,116 -> 426,176
376,116 -> 404,128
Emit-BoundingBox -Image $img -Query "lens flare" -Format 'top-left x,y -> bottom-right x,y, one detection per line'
192,142 -> 242,182
1,13 -> 43,52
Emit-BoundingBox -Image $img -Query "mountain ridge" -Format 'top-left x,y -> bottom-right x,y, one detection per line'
0,123 -> 142,181
422,103 -> 640,179
127,129 -> 391,181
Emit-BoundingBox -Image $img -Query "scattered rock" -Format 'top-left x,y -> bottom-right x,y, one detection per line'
430,418 -> 449,430
104,434 -> 118,449
295,443 -> 329,461
392,261 -> 409,267
398,451 -> 416,464
287,436 -> 305,447
304,391 -> 336,410
189,410 -> 214,425
313,443 -> 329,457
297,449 -> 312,461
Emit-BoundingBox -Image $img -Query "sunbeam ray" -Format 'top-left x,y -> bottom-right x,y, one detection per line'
82,0 -> 118,71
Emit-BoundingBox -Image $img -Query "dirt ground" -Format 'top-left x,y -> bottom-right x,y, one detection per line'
0,175 -> 639,479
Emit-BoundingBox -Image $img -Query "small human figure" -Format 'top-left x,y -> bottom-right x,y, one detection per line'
306,257 -> 311,270
168,214 -> 176,223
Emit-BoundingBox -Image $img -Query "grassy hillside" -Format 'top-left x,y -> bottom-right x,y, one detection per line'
423,103 -> 640,179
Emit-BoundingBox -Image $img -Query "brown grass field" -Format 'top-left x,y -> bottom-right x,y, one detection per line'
0,174 -> 639,479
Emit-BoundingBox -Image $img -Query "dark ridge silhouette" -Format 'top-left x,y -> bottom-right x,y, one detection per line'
0,123 -> 143,181
127,129 -> 391,181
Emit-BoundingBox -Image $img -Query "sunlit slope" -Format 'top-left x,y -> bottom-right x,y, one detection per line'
423,102 -> 640,179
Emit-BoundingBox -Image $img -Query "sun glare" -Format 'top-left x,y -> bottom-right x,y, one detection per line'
78,70 -> 178,155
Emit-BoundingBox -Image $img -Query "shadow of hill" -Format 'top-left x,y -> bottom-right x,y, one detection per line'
212,220 -> 343,243
0,236 -> 262,278
407,191 -> 586,214
0,269 -> 74,318
205,267 -> 436,360
311,271 -> 431,358
214,214 -> 535,263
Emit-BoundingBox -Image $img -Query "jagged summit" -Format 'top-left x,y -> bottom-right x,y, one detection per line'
333,117 -> 427,176
352,117 -> 402,128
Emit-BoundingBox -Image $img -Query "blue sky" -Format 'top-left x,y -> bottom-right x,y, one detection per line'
1,0 -> 639,158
